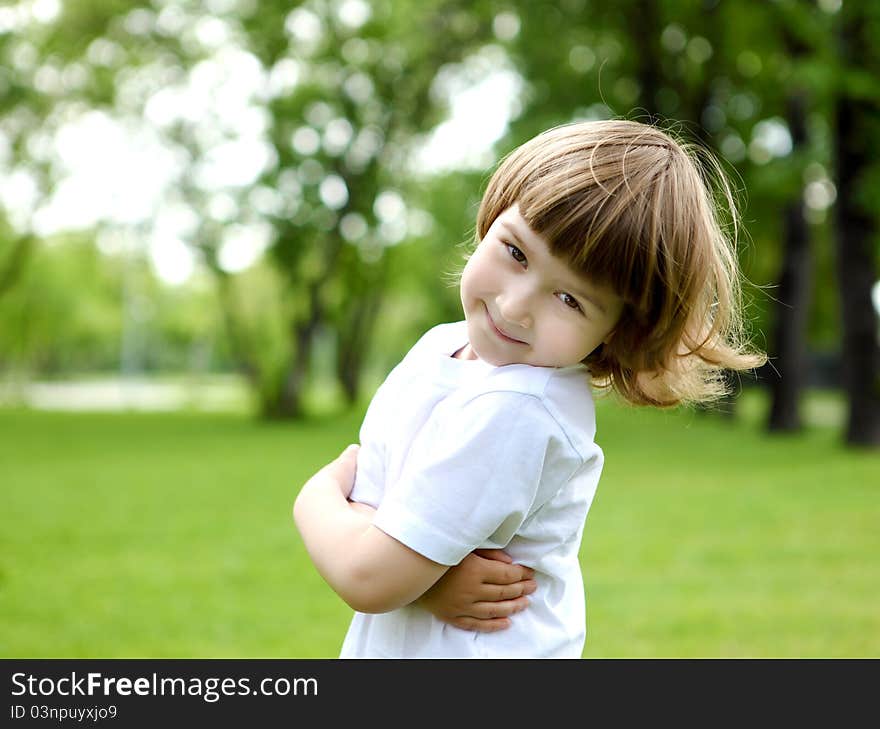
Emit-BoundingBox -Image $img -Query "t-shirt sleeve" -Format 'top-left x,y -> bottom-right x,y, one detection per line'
372,390 -> 582,565
347,385 -> 389,509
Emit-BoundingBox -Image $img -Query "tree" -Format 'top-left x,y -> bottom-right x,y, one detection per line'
4,0 -> 494,418
833,2 -> 880,447
765,2 -> 833,432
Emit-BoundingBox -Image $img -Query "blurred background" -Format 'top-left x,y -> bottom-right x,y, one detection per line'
1,0 -> 878,657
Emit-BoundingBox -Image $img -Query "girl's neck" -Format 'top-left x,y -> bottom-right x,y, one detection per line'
452,343 -> 479,361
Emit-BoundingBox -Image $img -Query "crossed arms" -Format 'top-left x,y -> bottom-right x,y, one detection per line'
293,444 -> 536,629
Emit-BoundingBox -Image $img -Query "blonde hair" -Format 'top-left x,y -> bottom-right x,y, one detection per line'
473,119 -> 765,407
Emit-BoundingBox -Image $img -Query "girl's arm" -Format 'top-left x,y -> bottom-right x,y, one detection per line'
350,503 -> 536,631
294,445 -> 537,628
293,445 -> 448,614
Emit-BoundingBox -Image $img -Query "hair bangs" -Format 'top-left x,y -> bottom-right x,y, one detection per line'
515,162 -> 669,319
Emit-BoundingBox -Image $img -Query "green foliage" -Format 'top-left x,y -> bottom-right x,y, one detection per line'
0,235 -> 122,373
0,235 -> 227,376
1,0 -> 878,417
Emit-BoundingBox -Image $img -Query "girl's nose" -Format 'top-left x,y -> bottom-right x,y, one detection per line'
497,290 -> 533,330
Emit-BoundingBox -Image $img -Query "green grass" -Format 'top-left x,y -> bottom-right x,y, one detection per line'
583,391 -> 879,657
1,390 -> 877,657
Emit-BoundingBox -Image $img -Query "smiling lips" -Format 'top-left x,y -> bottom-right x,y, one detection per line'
485,304 -> 526,345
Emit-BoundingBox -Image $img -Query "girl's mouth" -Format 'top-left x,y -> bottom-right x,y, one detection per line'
485,304 -> 526,345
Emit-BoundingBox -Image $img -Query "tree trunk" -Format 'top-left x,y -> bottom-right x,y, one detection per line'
265,319 -> 312,420
833,99 -> 880,446
268,232 -> 347,419
337,288 -> 382,406
833,12 -> 880,447
768,91 -> 811,431
0,234 -> 34,299
631,0 -> 661,118
336,257 -> 388,406
271,274 -> 324,420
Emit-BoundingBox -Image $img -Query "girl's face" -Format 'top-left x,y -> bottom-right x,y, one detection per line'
459,205 -> 624,368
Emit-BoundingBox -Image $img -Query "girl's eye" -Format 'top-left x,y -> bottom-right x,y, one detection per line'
559,292 -> 582,312
506,243 -> 527,266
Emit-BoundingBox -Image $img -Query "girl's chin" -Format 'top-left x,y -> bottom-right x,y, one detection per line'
472,343 -> 517,367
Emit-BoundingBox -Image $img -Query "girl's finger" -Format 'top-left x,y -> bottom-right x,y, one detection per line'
473,549 -> 513,563
469,596 -> 530,620
482,560 -> 535,585
451,617 -> 512,633
481,581 -> 537,602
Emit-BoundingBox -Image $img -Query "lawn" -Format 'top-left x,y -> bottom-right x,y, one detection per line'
1,390 -> 877,657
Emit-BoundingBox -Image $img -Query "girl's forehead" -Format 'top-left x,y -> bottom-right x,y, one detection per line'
495,204 -> 538,238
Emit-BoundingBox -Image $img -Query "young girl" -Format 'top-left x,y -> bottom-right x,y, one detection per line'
293,119 -> 765,657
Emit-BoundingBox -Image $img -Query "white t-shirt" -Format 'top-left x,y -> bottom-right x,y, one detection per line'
339,321 -> 605,658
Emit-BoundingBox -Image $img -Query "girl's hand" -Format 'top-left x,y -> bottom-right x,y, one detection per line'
311,444 -> 360,499
417,549 -> 537,632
